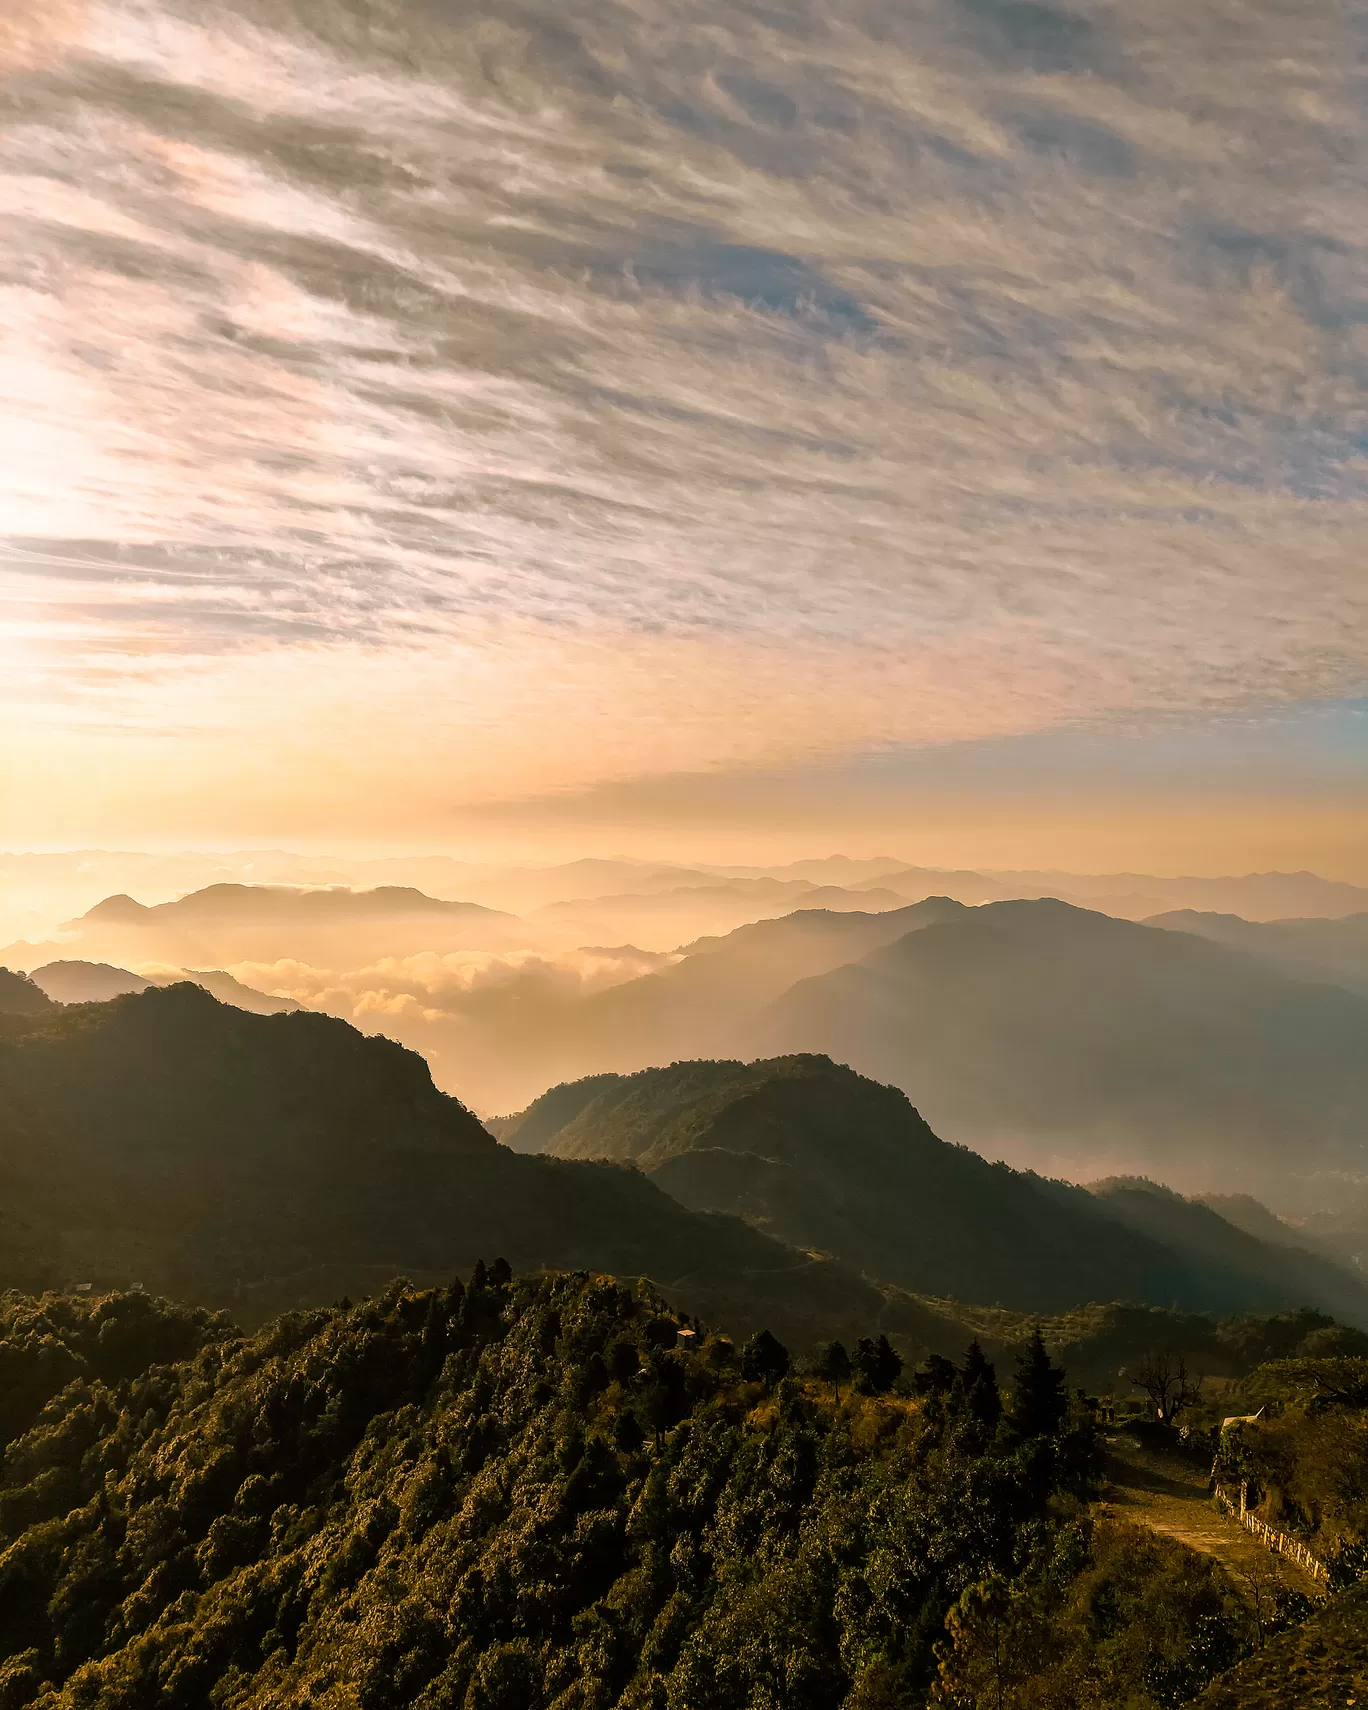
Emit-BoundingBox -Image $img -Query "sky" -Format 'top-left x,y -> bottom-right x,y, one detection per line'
1,0 -> 1365,871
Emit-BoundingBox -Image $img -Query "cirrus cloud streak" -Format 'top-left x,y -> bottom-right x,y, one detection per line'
1,0 -> 1365,835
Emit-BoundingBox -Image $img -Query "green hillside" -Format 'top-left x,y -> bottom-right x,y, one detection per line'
0,985 -> 936,1348
502,1056 -> 1368,1321
1191,1582 -> 1368,1707
1083,1178 -> 1368,1327
0,1275 -> 1272,1710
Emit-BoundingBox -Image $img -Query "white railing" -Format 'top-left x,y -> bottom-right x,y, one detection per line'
1213,1485 -> 1329,1583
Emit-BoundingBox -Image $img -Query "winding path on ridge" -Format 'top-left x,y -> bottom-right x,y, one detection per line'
1098,1431 -> 1325,1602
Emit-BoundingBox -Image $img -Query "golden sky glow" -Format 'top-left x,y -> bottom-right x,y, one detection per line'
1,0 -> 1364,870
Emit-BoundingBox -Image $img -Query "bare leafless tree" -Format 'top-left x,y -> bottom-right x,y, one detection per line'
1127,1350 -> 1203,1424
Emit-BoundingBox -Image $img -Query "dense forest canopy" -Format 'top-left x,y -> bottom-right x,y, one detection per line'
0,1276 -> 1303,1710
0,970 -> 54,1018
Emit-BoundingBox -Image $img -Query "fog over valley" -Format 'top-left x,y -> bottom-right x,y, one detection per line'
3,0 -> 1368,1699
6,850 -> 1368,1219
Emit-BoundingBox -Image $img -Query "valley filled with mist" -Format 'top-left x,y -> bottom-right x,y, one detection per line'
5,844 -> 1368,1358
5,0 -> 1367,1694
7,848 -> 1368,1207
3,846 -> 1368,1709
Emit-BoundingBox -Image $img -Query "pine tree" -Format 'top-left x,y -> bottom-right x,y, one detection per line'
742,1328 -> 790,1388
854,1334 -> 903,1394
958,1341 -> 1002,1429
913,1353 -> 958,1396
1011,1329 -> 1068,1438
814,1340 -> 853,1402
612,1406 -> 646,1454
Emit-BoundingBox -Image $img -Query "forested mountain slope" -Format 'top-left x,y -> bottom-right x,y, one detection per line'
501,1056 -> 1368,1321
1083,1179 -> 1368,1326
0,986 -> 927,1346
0,1274 -> 1269,1710
0,968 -> 54,1017
1192,1582 -> 1368,1708
753,900 -> 1368,1201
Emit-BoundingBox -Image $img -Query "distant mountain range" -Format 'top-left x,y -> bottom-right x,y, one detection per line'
23,959 -> 299,1016
464,897 -> 1368,1205
496,1054 -> 1368,1323
5,878 -> 1365,1211
5,852 -> 1365,961
561,897 -> 967,1066
866,866 -> 1368,921
748,899 -> 1368,1202
4,982 -> 1365,1351
1147,908 -> 1368,995
1,883 -> 531,969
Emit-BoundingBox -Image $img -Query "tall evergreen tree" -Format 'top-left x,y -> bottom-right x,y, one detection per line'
913,1352 -> 958,1396
958,1340 -> 1002,1429
1011,1329 -> 1069,1438
814,1339 -> 853,1402
854,1333 -> 903,1394
741,1327 -> 790,1388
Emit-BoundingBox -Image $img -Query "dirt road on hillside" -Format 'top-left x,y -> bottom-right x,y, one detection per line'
1099,1432 -> 1324,1603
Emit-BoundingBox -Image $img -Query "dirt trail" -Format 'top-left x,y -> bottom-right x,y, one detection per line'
1099,1432 -> 1324,1602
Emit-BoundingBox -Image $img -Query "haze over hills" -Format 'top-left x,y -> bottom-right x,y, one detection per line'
4,0 -> 1363,1679
1147,909 -> 1368,996
525,880 -> 911,948
420,897 -> 1368,1210
26,960 -> 150,1004
6,978 -> 1367,1346
754,899 -> 1368,1207
25,959 -> 301,1016
1082,1176 -> 1368,1321
2,883 -> 533,971
4,862 -> 1367,1208
0,982 -> 949,1348
554,896 -> 969,1067
5,849 -> 1367,954
869,867 -> 1368,921
10,880 -> 1364,1215
389,899 -> 967,1113
497,1054 -> 1368,1324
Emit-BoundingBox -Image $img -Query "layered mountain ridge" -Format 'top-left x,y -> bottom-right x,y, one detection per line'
500,1052 -> 1368,1323
0,983 -> 922,1346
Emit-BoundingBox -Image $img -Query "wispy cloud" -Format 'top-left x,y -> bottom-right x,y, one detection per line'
2,0 -> 1365,828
